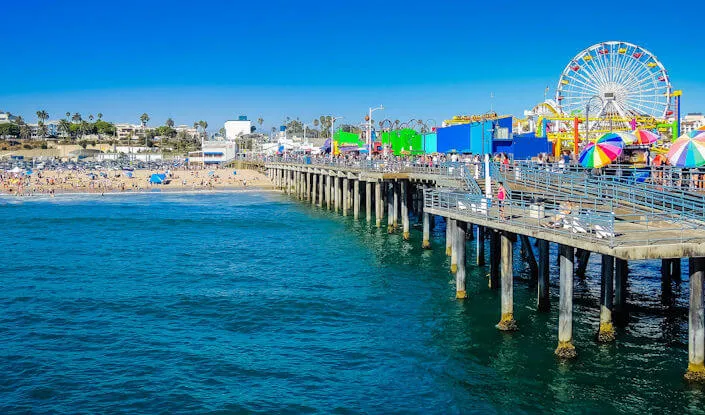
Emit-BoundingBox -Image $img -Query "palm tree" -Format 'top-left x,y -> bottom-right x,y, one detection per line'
36,110 -> 49,123
35,110 -> 49,139
65,112 -> 70,119
166,118 -> 174,128
257,117 -> 263,130
198,120 -> 208,138
38,122 -> 49,138
140,113 -> 150,147
97,113 -> 103,120
58,119 -> 71,139
313,118 -> 319,128
71,113 -> 82,123
89,114 -> 94,121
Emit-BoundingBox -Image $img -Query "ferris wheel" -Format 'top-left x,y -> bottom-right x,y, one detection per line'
555,41 -> 672,120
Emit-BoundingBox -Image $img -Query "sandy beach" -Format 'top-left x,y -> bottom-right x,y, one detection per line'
0,167 -> 273,196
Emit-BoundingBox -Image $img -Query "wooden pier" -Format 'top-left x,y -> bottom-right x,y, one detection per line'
260,159 -> 705,381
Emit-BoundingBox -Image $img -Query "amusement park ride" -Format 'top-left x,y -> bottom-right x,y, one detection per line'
525,41 -> 681,156
446,41 -> 682,158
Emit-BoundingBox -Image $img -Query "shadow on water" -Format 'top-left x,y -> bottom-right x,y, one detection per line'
294,195 -> 704,414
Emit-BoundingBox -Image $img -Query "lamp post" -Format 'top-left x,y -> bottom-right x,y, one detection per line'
331,115 -> 344,159
367,105 -> 384,155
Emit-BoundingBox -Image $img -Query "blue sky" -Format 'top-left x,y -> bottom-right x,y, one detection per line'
2,0 -> 704,131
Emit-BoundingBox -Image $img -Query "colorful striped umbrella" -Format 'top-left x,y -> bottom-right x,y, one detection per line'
579,133 -> 625,168
633,129 -> 659,145
666,131 -> 705,168
618,132 -> 638,145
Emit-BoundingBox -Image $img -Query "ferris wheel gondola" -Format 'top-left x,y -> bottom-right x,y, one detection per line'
555,41 -> 672,123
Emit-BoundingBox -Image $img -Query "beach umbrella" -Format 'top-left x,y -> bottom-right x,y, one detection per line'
618,132 -> 638,145
208,170 -> 215,176
666,131 -> 705,168
633,129 -> 659,145
579,133 -> 625,168
232,170 -> 237,175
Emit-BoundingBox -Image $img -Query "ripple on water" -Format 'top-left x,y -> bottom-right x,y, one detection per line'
0,191 -> 703,414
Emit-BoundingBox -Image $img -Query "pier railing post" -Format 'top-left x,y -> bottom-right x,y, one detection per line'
456,221 -> 467,299
555,244 -> 576,359
598,254 -> 616,342
497,232 -> 517,331
686,257 -> 705,382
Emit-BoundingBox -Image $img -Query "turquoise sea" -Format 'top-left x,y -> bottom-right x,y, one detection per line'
1,191 -> 704,414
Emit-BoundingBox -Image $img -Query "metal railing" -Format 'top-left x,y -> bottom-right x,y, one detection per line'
424,188 -> 704,248
505,161 -> 705,220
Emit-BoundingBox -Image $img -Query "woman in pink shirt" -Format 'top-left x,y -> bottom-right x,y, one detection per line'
497,181 -> 507,220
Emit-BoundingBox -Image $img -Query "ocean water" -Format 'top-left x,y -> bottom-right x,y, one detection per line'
1,191 -> 703,414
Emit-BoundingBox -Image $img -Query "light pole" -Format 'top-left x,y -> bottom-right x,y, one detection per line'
367,105 -> 384,155
331,115 -> 343,158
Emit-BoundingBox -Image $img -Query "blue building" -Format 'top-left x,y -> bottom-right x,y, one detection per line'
436,116 -> 512,154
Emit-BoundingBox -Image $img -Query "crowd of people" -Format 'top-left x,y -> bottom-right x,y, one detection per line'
0,164 -> 267,196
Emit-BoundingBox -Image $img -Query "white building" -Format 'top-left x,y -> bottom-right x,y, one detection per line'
224,116 -> 252,140
188,140 -> 237,164
682,113 -> 705,134
0,111 -> 18,123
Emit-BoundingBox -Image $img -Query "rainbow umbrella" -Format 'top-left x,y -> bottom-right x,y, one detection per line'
619,132 -> 638,145
666,131 -> 705,168
579,133 -> 625,168
633,129 -> 659,145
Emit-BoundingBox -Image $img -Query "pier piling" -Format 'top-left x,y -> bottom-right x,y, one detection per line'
476,225 -> 485,266
497,232 -> 517,331
455,221 -> 467,299
375,182 -> 382,228
365,182 -> 372,223
401,181 -> 410,240
422,212 -> 431,249
450,219 -> 458,273
556,245 -> 577,359
342,178 -> 349,217
445,218 -> 453,256
489,230 -> 500,290
614,258 -> 628,326
537,239 -> 550,312
686,257 -> 705,382
598,255 -> 616,342
387,183 -> 394,234
519,234 -> 538,279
